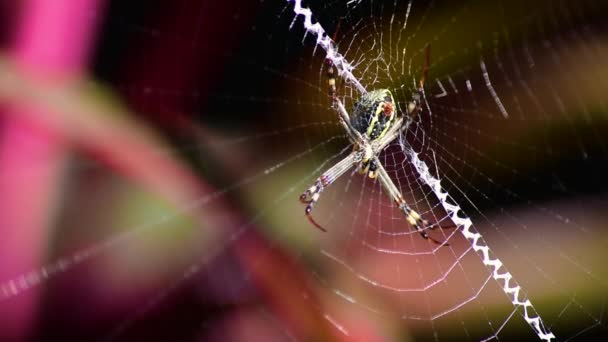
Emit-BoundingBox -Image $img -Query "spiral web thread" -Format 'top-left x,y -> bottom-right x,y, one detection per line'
287,1 -> 555,340
408,149 -> 555,341
288,0 -> 367,94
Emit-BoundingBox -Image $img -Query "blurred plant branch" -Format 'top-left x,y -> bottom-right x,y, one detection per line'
0,55 -> 214,210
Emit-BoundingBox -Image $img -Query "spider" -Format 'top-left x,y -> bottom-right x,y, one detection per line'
299,46 -> 453,246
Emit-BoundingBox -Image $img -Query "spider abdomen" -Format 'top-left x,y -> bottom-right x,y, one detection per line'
350,89 -> 395,141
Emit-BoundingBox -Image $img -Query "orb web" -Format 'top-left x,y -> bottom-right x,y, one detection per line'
0,0 -> 606,340
280,0 -> 607,340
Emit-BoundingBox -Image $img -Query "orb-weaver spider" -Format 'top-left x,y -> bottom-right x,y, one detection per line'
299,46 -> 453,246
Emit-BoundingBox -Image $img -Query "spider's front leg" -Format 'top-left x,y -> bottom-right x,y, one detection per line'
374,116 -> 404,152
326,58 -> 366,145
300,151 -> 359,231
373,159 -> 452,246
356,116 -> 404,180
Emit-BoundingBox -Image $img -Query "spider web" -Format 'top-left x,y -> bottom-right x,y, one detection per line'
271,0 -> 607,340
1,0 -> 607,341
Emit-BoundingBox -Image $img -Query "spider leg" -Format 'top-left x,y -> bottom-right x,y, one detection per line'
373,159 -> 450,246
374,116 -> 404,152
406,45 -> 432,119
334,97 -> 365,144
427,222 -> 458,230
419,44 -> 431,90
417,227 -> 448,246
326,59 -> 365,145
300,151 -> 359,232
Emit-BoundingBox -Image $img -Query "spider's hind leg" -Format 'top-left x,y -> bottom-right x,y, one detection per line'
299,179 -> 328,232
299,152 -> 359,232
416,222 -> 450,246
423,218 -> 458,231
403,207 -> 450,247
374,159 -> 451,246
368,160 -> 379,179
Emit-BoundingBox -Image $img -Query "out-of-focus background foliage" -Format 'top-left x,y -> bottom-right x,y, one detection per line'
0,0 -> 607,341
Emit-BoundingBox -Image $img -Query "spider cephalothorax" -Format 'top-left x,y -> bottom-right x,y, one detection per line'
299,46 -> 453,245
